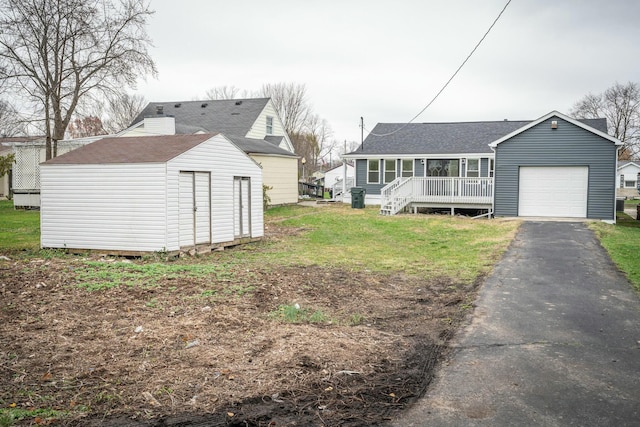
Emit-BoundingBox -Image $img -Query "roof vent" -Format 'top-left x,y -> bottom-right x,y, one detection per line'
231,112 -> 240,115
174,103 -> 182,108
235,100 -> 243,105
201,103 -> 208,108
156,105 -> 164,115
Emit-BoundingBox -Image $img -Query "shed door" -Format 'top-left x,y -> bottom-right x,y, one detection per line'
234,177 -> 251,238
518,166 -> 588,217
179,172 -> 211,247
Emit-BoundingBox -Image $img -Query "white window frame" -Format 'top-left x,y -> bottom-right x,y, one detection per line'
401,159 -> 413,177
489,158 -> 495,178
624,179 -> 637,188
266,116 -> 274,135
466,158 -> 480,178
384,159 -> 397,183
367,159 -> 380,184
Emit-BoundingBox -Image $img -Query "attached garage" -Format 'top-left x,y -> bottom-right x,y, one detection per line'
491,111 -> 621,221
40,134 -> 263,255
518,166 -> 588,217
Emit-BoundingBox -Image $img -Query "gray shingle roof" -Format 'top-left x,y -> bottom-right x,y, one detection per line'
131,98 -> 270,137
226,135 -> 297,157
42,134 -> 213,165
348,118 -> 609,156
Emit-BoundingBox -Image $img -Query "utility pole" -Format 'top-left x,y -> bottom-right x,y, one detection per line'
360,117 -> 364,150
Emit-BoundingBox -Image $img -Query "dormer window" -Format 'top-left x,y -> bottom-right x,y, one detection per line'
266,116 -> 274,135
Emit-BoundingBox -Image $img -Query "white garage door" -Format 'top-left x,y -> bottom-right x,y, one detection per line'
518,167 -> 588,217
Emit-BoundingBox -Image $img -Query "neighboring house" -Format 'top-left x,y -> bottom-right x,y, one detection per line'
616,160 -> 640,198
123,98 -> 299,205
343,111 -> 621,221
323,163 -> 355,198
40,134 -> 263,255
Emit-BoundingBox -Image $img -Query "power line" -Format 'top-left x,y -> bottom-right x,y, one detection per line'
364,0 -> 513,138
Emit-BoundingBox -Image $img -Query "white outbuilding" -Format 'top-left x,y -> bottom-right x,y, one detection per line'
40,133 -> 263,255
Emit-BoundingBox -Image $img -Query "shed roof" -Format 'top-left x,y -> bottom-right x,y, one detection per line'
42,134 -> 213,165
346,115 -> 609,156
131,98 -> 270,136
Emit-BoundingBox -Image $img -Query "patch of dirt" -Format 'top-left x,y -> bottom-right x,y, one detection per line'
0,233 -> 478,426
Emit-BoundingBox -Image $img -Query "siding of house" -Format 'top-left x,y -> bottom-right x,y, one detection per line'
494,117 -> 617,219
355,158 -> 385,197
246,101 -> 293,151
40,164 -> 169,251
251,154 -> 297,205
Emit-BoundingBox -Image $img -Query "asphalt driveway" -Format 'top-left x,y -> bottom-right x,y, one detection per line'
390,221 -> 640,426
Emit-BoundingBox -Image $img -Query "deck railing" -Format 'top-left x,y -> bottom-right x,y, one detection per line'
381,177 -> 493,215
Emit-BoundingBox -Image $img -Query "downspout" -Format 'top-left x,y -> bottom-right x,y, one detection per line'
613,147 -> 620,224
490,145 -> 496,218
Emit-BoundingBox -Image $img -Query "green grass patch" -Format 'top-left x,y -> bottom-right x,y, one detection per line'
623,198 -> 640,206
75,261 -> 235,291
590,213 -> 640,291
0,200 -> 40,252
0,407 -> 72,426
270,303 -> 330,324
255,205 -> 519,284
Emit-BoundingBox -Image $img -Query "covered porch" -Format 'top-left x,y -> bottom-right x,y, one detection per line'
380,176 -> 494,215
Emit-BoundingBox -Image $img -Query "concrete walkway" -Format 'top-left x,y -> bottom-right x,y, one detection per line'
390,222 -> 640,426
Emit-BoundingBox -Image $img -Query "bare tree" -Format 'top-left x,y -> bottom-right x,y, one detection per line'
571,81 -> 640,159
0,99 -> 26,136
0,0 -> 157,159
254,83 -> 311,136
67,116 -> 107,138
103,92 -> 146,133
204,85 -> 245,100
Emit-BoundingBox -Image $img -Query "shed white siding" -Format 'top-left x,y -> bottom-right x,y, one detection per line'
41,164 -> 169,251
41,134 -> 263,253
166,134 -> 263,247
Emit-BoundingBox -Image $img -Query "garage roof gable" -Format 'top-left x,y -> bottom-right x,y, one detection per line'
488,111 -> 623,148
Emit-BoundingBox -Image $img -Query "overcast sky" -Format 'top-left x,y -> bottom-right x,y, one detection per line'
136,0 -> 640,145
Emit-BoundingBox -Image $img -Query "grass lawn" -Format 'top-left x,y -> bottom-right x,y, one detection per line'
623,198 -> 640,206
0,200 -> 40,251
0,201 -> 521,284
244,204 -> 520,283
590,212 -> 640,291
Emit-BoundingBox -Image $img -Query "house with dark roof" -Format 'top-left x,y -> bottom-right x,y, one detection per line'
122,98 -> 298,205
616,160 -> 640,198
343,111 -> 621,221
40,134 -> 264,255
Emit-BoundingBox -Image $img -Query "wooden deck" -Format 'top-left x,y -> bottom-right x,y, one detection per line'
380,177 -> 493,215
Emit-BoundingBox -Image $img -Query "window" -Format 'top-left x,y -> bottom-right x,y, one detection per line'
384,159 -> 396,183
368,159 -> 380,183
620,175 -> 624,188
466,159 -> 479,177
266,116 -> 274,135
426,159 -> 459,177
624,180 -> 637,188
489,158 -> 495,178
401,159 -> 413,177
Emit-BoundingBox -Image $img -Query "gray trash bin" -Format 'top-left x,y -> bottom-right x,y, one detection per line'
351,187 -> 365,209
